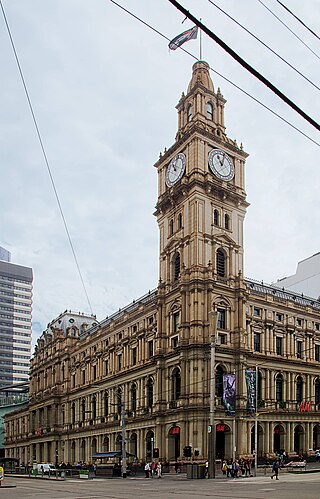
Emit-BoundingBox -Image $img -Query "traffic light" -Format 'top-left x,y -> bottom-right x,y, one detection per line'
183,445 -> 192,457
153,448 -> 159,458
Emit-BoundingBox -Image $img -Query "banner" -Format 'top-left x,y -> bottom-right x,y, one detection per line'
168,26 -> 198,50
223,373 -> 236,416
245,369 -> 256,414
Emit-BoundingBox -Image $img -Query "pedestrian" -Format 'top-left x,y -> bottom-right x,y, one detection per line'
156,462 -> 162,478
271,458 -> 280,480
226,460 -> 232,478
221,460 -> 227,475
144,462 -> 150,478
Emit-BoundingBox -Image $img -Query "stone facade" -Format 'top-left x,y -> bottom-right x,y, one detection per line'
4,62 -> 320,465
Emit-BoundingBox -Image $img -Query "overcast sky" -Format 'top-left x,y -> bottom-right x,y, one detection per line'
1,0 -> 319,347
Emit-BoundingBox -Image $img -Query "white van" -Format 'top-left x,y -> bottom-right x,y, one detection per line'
37,463 -> 57,474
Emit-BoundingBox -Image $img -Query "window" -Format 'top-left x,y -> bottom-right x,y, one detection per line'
276,337 -> 283,356
275,313 -> 283,322
71,402 -> 76,424
316,323 -> 320,331
148,341 -> 154,358
169,220 -> 174,236
173,253 -> 180,281
254,333 -> 261,352
104,392 -> 109,417
131,384 -> 137,412
218,334 -> 226,345
253,307 -> 261,317
296,318 -> 302,327
187,104 -> 192,122
172,368 -> 181,401
81,399 -> 86,422
296,376 -> 303,404
173,311 -> 180,333
216,249 -> 226,277
117,354 -> 122,371
91,396 -> 97,420
81,369 -> 85,385
217,308 -> 226,329
316,379 -> 320,405
104,360 -> 109,376
147,378 -> 153,409
116,388 -> 122,415
92,365 -> 97,381
215,366 -> 224,397
224,213 -> 230,230
207,102 -> 213,120
71,373 -> 75,388
316,345 -> 320,362
172,336 -> 178,348
276,374 -> 283,401
178,213 -> 183,230
132,347 -> 137,366
296,341 -> 302,359
214,209 -> 219,226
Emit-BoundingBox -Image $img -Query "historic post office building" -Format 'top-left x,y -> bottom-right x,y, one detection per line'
5,62 -> 320,465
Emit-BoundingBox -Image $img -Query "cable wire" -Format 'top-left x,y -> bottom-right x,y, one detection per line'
0,0 -> 94,315
109,0 -> 320,147
167,0 -> 320,132
273,0 -> 320,42
257,0 -> 320,61
207,0 -> 320,92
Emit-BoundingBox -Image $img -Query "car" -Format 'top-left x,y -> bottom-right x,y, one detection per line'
37,463 -> 57,474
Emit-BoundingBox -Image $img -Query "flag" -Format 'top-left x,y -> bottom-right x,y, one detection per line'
168,26 -> 198,51
245,369 -> 256,414
223,373 -> 236,416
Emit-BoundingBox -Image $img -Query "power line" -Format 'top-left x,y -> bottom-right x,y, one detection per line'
167,0 -> 320,132
207,0 -> 320,92
257,0 -> 320,61
0,0 -> 94,315
109,0 -> 320,147
273,0 -> 320,42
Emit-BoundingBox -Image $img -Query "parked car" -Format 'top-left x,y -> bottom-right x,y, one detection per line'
37,463 -> 57,474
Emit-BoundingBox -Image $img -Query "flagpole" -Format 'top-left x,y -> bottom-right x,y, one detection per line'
199,19 -> 202,60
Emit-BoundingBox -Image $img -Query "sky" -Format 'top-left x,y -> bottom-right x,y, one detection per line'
0,0 -> 319,348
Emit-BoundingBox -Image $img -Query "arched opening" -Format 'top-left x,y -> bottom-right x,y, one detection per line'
250,424 -> 263,456
187,104 -> 192,122
178,213 -> 183,230
146,430 -> 154,461
130,432 -> 138,458
103,436 -> 109,452
173,253 -> 180,281
71,402 -> 76,424
276,374 -> 283,402
294,424 -> 304,454
207,102 -> 213,120
81,439 -> 86,462
91,437 -> 97,456
216,249 -> 226,277
172,367 -> 181,401
131,384 -> 137,412
116,388 -> 122,415
92,396 -> 97,420
216,423 -> 231,459
116,434 -> 122,453
147,377 -> 153,410
104,392 -> 109,417
296,376 -> 303,404
273,424 -> 284,453
215,365 -> 224,398
168,426 -> 180,460
224,213 -> 230,230
315,378 -> 320,405
214,209 -> 219,226
81,399 -> 86,422
313,425 -> 320,450
71,441 -> 76,463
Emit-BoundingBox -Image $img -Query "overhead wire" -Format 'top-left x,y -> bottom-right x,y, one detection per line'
273,0 -> 320,42
0,0 -> 94,315
257,0 -> 320,61
109,0 -> 320,147
167,0 -> 320,132
207,0 -> 320,92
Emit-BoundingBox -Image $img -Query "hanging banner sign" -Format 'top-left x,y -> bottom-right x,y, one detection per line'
223,373 -> 236,416
245,369 -> 256,414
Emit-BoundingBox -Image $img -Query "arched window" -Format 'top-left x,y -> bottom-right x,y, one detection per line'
147,377 -> 154,409
296,376 -> 303,404
207,102 -> 214,120
103,436 -> 109,452
169,219 -> 174,236
215,365 -> 224,398
316,379 -> 320,405
131,383 -> 137,412
71,402 -> 76,424
116,388 -> 122,415
104,392 -> 109,417
178,213 -> 183,230
187,104 -> 192,122
276,374 -> 283,402
173,253 -> 180,281
81,399 -> 86,422
216,249 -> 226,277
172,367 -> 181,401
224,214 -> 230,230
91,396 -> 97,420
214,209 -> 219,226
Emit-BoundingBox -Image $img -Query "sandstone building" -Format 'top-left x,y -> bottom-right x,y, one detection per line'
4,62 -> 320,465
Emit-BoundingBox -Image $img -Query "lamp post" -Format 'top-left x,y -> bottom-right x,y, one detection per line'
121,394 -> 127,478
208,311 -> 217,479
254,365 -> 258,476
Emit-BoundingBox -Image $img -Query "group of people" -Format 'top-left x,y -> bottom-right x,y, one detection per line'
144,461 -> 162,478
220,458 -> 253,478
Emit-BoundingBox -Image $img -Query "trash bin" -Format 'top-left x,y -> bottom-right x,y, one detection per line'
187,463 -> 198,479
197,464 -> 206,479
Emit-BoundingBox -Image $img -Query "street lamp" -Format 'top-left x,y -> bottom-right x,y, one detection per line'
208,311 -> 217,479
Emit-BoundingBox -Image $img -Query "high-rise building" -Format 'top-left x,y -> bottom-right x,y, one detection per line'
0,253 -> 33,394
0,247 -> 11,263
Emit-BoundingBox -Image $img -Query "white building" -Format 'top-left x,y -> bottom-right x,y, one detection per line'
275,253 -> 320,300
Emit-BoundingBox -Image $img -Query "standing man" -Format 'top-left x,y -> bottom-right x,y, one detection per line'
144,462 -> 150,478
271,458 -> 280,480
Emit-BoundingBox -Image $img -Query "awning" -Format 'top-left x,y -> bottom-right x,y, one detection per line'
92,451 -> 136,459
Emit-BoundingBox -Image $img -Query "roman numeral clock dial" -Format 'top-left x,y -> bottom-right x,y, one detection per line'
208,148 -> 234,181
165,153 -> 186,187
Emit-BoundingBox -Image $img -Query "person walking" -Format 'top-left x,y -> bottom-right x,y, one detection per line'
156,462 -> 162,478
271,458 -> 280,480
144,462 -> 150,478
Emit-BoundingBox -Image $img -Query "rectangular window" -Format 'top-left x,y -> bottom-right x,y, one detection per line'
92,365 -> 97,381
316,323 -> 320,331
217,309 -> 226,329
218,334 -> 226,345
117,354 -> 122,371
275,313 -> 283,322
171,336 -> 178,348
132,347 -> 137,366
173,312 -> 180,333
316,345 -> 320,362
296,318 -> 302,327
104,360 -> 109,376
253,307 -> 261,317
81,370 -> 85,384
296,341 -> 302,359
254,333 -> 261,352
148,341 -> 154,358
276,336 -> 283,356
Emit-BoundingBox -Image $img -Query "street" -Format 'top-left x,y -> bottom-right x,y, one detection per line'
1,472 -> 320,499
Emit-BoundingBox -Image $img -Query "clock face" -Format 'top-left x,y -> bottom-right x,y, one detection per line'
208,149 -> 234,181
165,153 -> 186,187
